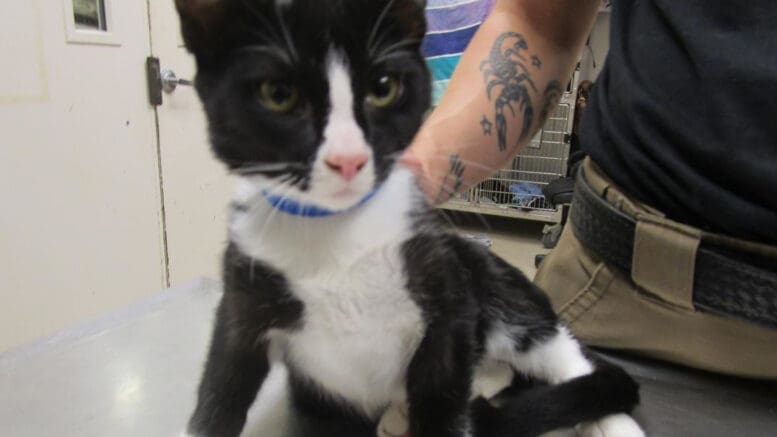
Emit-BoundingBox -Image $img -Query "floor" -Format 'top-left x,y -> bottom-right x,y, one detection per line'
446,211 -> 550,279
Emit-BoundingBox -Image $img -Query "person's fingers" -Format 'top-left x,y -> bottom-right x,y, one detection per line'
398,147 -> 423,176
400,132 -> 443,203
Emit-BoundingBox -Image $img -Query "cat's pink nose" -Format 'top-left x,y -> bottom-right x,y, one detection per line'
324,153 -> 369,181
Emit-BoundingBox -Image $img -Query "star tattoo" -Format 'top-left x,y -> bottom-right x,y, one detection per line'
531,55 -> 542,69
480,115 -> 493,136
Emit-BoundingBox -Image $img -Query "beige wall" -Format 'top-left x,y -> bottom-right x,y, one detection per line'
0,0 -> 166,352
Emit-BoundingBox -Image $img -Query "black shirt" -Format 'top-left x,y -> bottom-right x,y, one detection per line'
582,0 -> 777,244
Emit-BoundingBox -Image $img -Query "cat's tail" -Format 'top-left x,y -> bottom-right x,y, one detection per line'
470,363 -> 640,437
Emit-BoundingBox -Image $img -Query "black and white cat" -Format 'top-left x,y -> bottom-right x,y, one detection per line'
175,0 -> 643,436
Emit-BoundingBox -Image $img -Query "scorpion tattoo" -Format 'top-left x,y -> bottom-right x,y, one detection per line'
480,32 -> 538,152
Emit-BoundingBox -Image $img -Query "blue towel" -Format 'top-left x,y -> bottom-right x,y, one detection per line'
423,0 -> 495,105
509,182 -> 543,207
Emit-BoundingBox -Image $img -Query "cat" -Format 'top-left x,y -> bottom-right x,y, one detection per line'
174,0 -> 644,436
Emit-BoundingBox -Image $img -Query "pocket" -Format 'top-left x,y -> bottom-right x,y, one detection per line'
535,222 -> 615,322
557,261 -> 615,325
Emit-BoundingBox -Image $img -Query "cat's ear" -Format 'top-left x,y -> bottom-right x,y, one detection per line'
174,0 -> 234,58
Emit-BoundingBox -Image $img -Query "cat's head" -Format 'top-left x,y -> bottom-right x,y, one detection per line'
175,0 -> 430,212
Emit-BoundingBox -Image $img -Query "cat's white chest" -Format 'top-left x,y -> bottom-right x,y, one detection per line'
231,169 -> 426,419
283,252 -> 424,418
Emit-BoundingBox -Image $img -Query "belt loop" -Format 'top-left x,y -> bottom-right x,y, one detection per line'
631,215 -> 701,310
582,158 -> 611,197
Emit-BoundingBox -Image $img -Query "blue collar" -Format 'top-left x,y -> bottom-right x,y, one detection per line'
262,190 -> 378,218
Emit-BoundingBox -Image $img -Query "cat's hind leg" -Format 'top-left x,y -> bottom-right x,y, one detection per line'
480,324 -> 643,436
376,361 -> 516,437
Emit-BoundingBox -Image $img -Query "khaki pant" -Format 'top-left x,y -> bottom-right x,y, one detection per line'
535,159 -> 777,379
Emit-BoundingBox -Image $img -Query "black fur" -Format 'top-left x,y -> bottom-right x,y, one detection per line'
176,0 -> 430,185
401,232 -> 639,437
188,244 -> 303,435
472,362 -> 640,436
176,1 -> 640,436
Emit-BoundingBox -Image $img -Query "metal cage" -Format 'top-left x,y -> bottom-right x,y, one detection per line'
440,87 -> 577,223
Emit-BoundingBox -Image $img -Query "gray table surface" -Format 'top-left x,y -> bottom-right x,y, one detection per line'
1,279 -> 775,437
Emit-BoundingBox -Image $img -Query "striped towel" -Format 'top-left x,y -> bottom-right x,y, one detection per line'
423,0 -> 495,105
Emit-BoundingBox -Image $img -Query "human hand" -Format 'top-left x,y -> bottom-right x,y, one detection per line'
399,144 -> 438,204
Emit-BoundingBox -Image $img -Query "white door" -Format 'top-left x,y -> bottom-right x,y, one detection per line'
148,0 -> 233,286
0,0 -> 165,351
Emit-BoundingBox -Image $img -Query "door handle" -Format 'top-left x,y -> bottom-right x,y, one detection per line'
146,57 -> 194,106
160,69 -> 193,94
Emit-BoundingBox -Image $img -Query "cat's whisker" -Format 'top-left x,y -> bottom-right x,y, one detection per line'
371,30 -> 393,61
410,170 -> 463,207
444,203 -> 493,235
233,162 -> 308,176
254,179 -> 298,245
274,0 -> 299,62
428,203 -> 461,233
413,167 -> 470,193
374,38 -> 423,63
241,0 -> 287,48
411,169 -> 494,234
240,0 -> 299,63
380,145 -> 506,176
268,173 -> 298,192
381,147 -> 508,234
261,173 -> 302,197
243,26 -> 285,53
422,153 -> 503,175
236,175 -> 292,220
382,150 -> 410,164
367,0 -> 397,58
235,43 -> 293,65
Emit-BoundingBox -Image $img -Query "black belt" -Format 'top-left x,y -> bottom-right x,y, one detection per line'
570,170 -> 777,330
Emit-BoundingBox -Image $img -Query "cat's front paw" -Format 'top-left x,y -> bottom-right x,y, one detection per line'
577,413 -> 644,437
377,401 -> 409,437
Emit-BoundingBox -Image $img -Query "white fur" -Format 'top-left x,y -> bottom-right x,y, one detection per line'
231,168 -> 425,419
484,325 -> 593,384
306,52 -> 376,210
227,48 -> 640,435
375,360 -> 514,437
229,49 -> 423,421
231,170 -> 646,435
377,402 -> 409,437
480,325 -> 643,437
577,413 -> 645,437
471,359 -> 515,400
234,52 -> 376,214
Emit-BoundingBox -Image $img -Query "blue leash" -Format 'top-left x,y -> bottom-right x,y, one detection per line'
262,190 -> 378,218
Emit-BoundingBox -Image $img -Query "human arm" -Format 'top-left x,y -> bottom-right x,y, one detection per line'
403,0 -> 600,202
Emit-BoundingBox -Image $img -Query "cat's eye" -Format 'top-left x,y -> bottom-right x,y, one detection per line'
366,75 -> 401,108
257,80 -> 300,113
